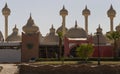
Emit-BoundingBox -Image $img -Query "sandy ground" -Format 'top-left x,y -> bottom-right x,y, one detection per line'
0,64 -> 18,74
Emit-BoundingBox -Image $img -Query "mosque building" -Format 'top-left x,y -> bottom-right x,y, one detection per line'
0,3 -> 119,62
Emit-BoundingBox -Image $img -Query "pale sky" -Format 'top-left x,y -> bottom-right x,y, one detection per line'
0,0 -> 120,36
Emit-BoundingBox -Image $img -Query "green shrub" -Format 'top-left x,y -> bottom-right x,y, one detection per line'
76,44 -> 94,62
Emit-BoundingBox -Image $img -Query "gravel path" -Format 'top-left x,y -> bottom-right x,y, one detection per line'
0,64 -> 18,74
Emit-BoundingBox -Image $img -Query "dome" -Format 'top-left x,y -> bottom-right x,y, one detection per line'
2,3 -> 11,16
96,24 -> 102,33
93,35 -> 107,45
43,25 -> 59,43
60,6 -> 68,16
50,25 -> 55,34
116,24 -> 120,31
56,25 -> 68,34
43,35 -> 59,43
6,25 -> 21,41
107,5 -> 116,17
22,14 -> 39,34
66,21 -> 87,38
93,25 -> 107,45
82,6 -> 90,16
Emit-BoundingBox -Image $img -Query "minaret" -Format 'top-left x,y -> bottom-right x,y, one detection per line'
82,5 -> 90,34
107,5 -> 116,32
59,5 -> 68,36
2,3 -> 11,40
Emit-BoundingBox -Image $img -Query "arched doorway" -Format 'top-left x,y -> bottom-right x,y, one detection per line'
70,45 -> 79,57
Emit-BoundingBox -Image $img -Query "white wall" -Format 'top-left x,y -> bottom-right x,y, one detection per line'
0,49 -> 21,62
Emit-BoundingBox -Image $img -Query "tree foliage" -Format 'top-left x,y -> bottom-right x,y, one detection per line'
106,31 -> 120,41
76,44 -> 94,61
58,32 -> 63,38
106,31 -> 120,58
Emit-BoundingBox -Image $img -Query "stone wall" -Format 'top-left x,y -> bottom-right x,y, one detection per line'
0,49 -> 21,62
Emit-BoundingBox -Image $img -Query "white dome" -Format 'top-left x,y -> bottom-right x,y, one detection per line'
43,25 -> 59,43
66,21 -> 87,38
6,25 -> 21,41
43,35 -> 59,43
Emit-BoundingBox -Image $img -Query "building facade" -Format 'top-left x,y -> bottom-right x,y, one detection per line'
0,3 -> 119,62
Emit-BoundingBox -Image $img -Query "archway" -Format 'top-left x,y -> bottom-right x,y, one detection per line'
70,45 -> 79,57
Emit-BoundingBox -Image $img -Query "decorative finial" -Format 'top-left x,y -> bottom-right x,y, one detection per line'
52,24 -> 54,29
2,2 -> 11,16
13,24 -> 18,32
110,4 -> 113,9
63,5 -> 65,9
75,20 -> 78,28
29,13 -> 32,19
50,24 -> 55,33
26,13 -> 35,26
98,24 -> 101,28
15,24 -> 17,28
82,5 -> 90,16
107,4 -> 116,18
60,5 -> 68,16
27,13 -> 34,24
85,5 -> 87,9
5,3 -> 8,8
97,24 -> 102,33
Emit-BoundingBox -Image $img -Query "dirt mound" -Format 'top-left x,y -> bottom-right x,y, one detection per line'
19,64 -> 120,74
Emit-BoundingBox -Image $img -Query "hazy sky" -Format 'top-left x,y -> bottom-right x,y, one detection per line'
0,0 -> 120,36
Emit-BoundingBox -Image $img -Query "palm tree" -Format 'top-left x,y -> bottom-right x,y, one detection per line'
76,44 -> 94,63
106,31 -> 120,58
57,32 -> 63,60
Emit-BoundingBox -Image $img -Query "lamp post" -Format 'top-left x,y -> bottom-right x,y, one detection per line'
96,32 -> 101,65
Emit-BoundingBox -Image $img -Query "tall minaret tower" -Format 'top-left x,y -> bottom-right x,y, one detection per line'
107,5 -> 116,32
2,3 -> 11,40
82,6 -> 90,34
59,6 -> 68,36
